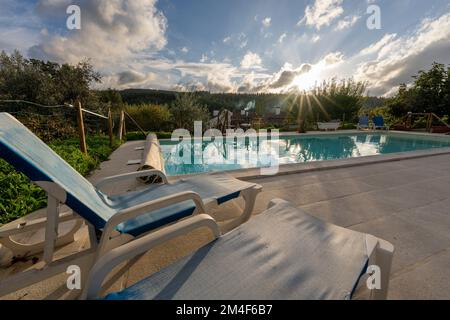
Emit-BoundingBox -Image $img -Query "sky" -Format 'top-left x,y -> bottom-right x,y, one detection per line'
1,0 -> 450,96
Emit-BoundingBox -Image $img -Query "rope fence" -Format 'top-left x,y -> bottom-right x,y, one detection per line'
0,100 -> 121,155
0,100 -> 150,155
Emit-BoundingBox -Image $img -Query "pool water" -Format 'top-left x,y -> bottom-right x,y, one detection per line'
160,133 -> 450,176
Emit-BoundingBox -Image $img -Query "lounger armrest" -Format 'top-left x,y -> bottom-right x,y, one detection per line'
98,191 -> 207,254
82,213 -> 220,300
95,170 -> 168,190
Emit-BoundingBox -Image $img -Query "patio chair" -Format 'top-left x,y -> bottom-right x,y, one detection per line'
372,116 -> 390,130
0,112 -> 261,297
357,116 -> 370,130
83,199 -> 394,300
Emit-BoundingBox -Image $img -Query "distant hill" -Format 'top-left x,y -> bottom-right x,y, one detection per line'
117,88 -> 387,116
362,96 -> 387,109
119,89 -> 179,105
118,89 -> 290,112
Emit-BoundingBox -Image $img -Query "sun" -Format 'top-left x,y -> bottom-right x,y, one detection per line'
291,69 -> 322,91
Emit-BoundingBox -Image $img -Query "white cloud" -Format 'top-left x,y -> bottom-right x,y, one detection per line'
278,33 -> 287,43
0,27 -> 41,53
174,60 -> 239,92
312,34 -> 321,43
354,12 -> 450,95
262,17 -> 272,28
200,54 -> 208,63
181,47 -> 189,53
298,0 -> 344,30
241,52 -> 262,69
322,52 -> 344,65
334,15 -> 361,31
359,34 -> 397,55
29,0 -> 167,68
223,36 -> 231,43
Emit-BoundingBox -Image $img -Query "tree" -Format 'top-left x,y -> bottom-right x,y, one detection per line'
382,62 -> 450,119
412,62 -> 448,115
124,103 -> 172,132
0,51 -> 101,107
98,89 -> 124,112
169,92 -> 210,132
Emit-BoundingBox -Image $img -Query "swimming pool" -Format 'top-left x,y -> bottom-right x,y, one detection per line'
160,132 -> 450,176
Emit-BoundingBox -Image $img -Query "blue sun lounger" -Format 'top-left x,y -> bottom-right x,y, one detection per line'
372,116 -> 389,130
83,199 -> 394,300
0,112 -> 261,296
357,116 -> 370,130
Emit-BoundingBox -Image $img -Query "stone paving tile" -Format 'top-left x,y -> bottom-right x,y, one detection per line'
298,191 -> 400,227
2,140 -> 450,300
393,203 -> 450,241
388,248 -> 450,300
350,215 -> 450,274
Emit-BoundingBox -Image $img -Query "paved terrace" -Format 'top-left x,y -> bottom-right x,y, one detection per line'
2,140 -> 450,299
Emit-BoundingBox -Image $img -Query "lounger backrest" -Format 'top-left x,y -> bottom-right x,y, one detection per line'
0,113 -> 114,229
359,116 -> 369,126
373,116 -> 384,127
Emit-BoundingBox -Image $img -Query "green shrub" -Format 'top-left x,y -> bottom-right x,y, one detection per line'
0,135 -> 120,225
0,161 -> 47,225
340,123 -> 357,130
124,103 -> 172,132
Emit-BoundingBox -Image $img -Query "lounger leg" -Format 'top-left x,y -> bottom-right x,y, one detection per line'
0,219 -> 83,261
372,239 -> 394,300
242,186 -> 262,222
225,186 -> 262,230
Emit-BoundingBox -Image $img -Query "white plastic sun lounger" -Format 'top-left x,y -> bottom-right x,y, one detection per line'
317,122 -> 341,131
83,199 -> 394,300
0,113 -> 261,297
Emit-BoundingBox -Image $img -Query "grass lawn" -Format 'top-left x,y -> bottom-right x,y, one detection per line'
0,135 -> 120,225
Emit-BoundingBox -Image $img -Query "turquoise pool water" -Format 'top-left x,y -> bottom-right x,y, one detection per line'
160,133 -> 450,176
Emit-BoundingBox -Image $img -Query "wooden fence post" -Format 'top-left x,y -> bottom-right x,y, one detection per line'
118,110 -> 125,141
76,100 -> 88,154
108,108 -> 114,147
426,113 -> 433,133
123,117 -> 127,138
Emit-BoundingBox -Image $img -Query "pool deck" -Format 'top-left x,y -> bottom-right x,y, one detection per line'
2,137 -> 450,300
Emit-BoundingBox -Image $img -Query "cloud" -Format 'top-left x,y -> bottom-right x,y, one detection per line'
323,52 -> 344,65
267,63 -> 312,89
359,34 -> 397,56
262,17 -> 272,28
298,0 -> 344,30
223,36 -> 231,43
0,27 -> 41,53
117,70 -> 154,85
98,69 -> 159,89
278,33 -> 287,43
29,0 -> 167,67
334,15 -> 361,31
181,47 -> 189,53
173,60 -> 239,92
312,34 -> 321,43
240,52 -> 262,69
354,12 -> 450,96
